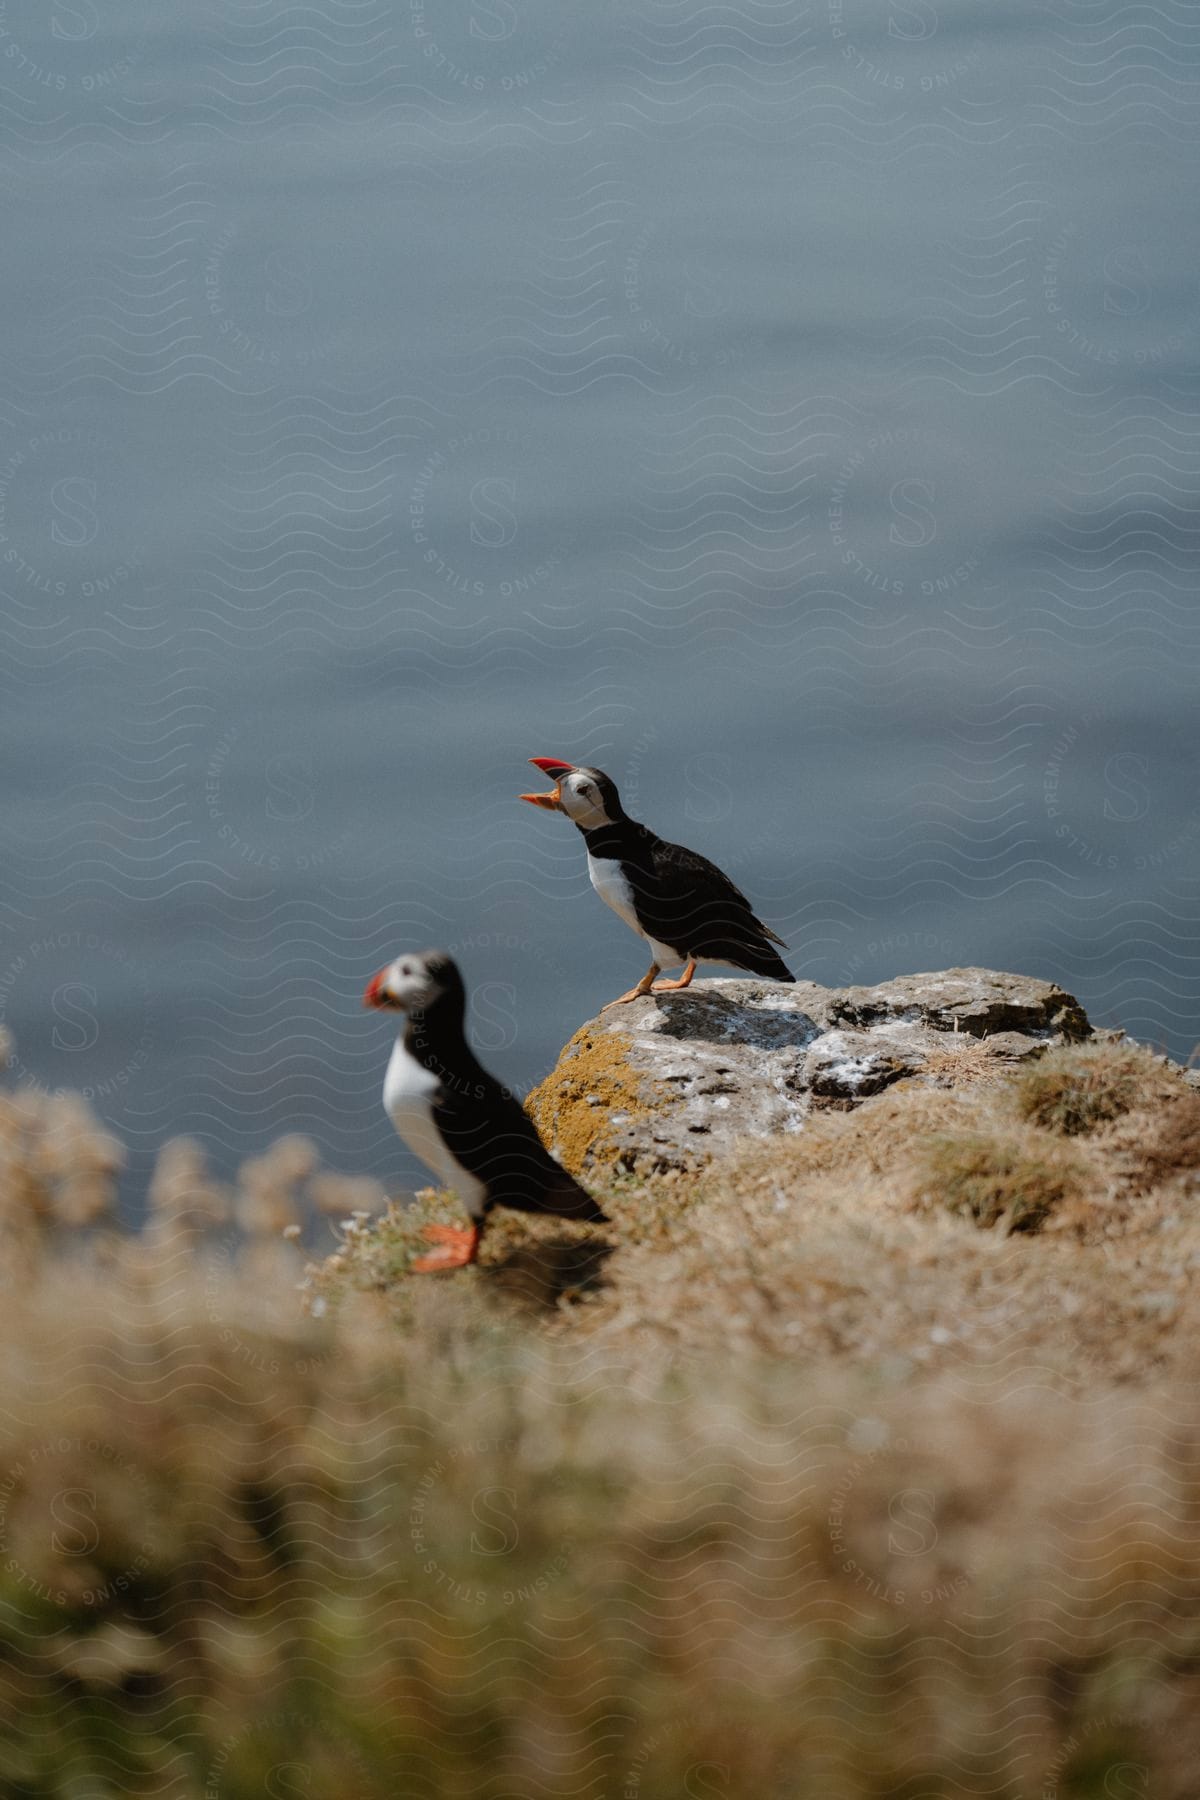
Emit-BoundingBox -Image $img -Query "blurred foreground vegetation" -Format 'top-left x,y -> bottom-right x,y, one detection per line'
2,1034 -> 1200,1798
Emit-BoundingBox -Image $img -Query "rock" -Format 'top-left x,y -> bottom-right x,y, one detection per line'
804,1027 -> 927,1101
524,980 -> 816,1180
830,969 -> 1092,1043
526,968 -> 1093,1180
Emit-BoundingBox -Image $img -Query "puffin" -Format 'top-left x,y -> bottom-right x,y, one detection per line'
520,758 -> 795,1005
362,949 -> 607,1271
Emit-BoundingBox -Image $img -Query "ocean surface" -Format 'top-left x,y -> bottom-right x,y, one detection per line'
1,0 -> 1197,1211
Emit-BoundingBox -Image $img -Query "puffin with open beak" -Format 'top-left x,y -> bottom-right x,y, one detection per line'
364,949 -> 607,1271
520,758 -> 794,1005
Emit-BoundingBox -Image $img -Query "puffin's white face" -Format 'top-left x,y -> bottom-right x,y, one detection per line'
555,768 -> 613,829
363,953 -> 443,1014
521,758 -> 621,828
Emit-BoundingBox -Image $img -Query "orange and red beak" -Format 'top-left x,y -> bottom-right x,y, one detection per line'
363,968 -> 390,1009
519,756 -> 574,811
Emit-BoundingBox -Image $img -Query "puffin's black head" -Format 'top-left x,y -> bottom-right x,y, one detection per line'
363,949 -> 465,1018
520,758 -> 625,829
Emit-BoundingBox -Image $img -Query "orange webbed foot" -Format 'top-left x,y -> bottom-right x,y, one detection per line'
602,965 -> 662,1008
411,1224 -> 481,1273
650,959 -> 696,994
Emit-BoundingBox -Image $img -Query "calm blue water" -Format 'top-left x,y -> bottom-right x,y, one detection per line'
1,1 -> 1197,1209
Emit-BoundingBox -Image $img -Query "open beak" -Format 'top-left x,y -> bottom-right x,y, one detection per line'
520,756 -> 574,810
363,968 -> 390,1009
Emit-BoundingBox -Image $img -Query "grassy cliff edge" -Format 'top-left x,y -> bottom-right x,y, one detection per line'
1,1001 -> 1199,1797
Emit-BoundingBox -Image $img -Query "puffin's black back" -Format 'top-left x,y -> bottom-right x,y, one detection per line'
632,831 -> 794,979
432,1078 -> 606,1222
429,1065 -> 604,1224
579,816 -> 794,981
406,956 -> 607,1224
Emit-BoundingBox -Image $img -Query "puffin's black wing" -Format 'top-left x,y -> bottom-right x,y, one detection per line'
637,833 -> 794,981
431,1074 -> 607,1223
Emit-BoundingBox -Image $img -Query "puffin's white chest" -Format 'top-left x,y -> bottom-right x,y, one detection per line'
586,851 -> 681,968
381,1037 -> 488,1216
587,851 -> 641,934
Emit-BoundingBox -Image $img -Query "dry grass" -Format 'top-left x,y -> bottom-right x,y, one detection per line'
9,1247 -> 1200,1800
1011,1039 -> 1176,1136
909,1126 -> 1091,1232
3,1030 -> 1200,1797
1125,1089 -> 1200,1191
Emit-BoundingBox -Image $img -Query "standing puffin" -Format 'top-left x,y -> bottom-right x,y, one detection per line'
520,758 -> 795,1005
363,949 -> 607,1271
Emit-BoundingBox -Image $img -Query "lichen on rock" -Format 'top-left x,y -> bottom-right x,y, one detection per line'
524,1021 -> 672,1179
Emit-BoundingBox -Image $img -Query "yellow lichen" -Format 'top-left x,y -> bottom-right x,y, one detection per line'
524,1023 -> 674,1178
